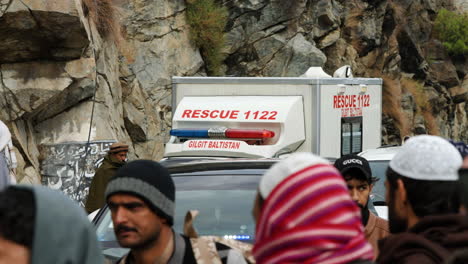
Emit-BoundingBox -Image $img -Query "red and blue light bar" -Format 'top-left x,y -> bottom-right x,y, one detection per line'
170,128 -> 275,139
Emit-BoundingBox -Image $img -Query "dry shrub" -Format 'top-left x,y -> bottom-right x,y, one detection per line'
82,0 -> 118,38
343,8 -> 364,51
82,0 -> 134,63
401,78 -> 429,111
382,76 -> 411,136
387,0 -> 406,20
423,111 -> 440,135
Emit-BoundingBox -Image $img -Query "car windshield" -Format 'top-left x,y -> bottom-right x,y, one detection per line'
368,160 -> 389,204
173,175 -> 259,240
367,160 -> 389,219
94,159 -> 390,259
94,171 -> 261,259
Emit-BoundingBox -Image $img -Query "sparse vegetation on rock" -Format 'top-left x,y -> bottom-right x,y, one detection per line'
186,0 -> 228,76
434,9 -> 468,56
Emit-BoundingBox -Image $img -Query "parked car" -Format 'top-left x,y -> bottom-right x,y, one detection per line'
92,158 -> 278,261
359,145 -> 402,220
92,152 -> 394,261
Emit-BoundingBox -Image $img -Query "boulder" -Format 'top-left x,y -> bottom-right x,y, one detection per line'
397,29 -> 427,78
0,58 -> 96,123
323,38 -> 358,74
122,0 -> 186,42
401,91 -> 416,123
0,0 -> 88,63
423,40 -> 460,88
342,1 -> 387,56
131,30 -> 204,99
19,166 -> 41,185
304,0 -> 342,39
317,29 -> 340,49
285,34 -> 327,76
259,33 -> 326,76
123,80 -> 160,144
253,34 -> 288,66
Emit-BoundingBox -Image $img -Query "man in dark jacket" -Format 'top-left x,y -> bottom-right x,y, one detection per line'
378,135 -> 466,264
85,142 -> 128,213
334,154 -> 389,258
105,160 -> 247,264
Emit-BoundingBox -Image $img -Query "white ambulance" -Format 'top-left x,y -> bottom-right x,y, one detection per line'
164,68 -> 383,159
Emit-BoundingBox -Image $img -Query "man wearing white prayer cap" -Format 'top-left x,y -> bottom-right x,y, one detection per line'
378,135 -> 466,264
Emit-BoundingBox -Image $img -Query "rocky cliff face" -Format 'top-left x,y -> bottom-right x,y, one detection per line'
0,0 -> 466,203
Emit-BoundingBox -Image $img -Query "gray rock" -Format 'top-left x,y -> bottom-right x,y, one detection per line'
323,38 -> 358,74
0,0 -> 12,17
454,0 -> 468,12
0,0 -> 88,63
422,40 -> 461,89
317,29 -> 340,48
122,80 -> 161,145
310,0 -> 342,39
0,0 -> 466,195
401,91 -> 416,126
285,34 -> 327,76
225,25 -> 246,54
260,34 -> 326,76
453,93 -> 467,104
30,78 -> 95,125
342,1 -> 386,57
0,62 -> 73,117
130,30 -> 204,96
19,166 -> 41,184
253,34 -> 288,66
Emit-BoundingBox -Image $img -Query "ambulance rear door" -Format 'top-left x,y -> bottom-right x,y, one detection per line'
318,78 -> 382,158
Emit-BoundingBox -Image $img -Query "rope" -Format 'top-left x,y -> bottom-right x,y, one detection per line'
74,0 -> 100,205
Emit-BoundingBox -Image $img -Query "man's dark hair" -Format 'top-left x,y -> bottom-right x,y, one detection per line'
386,167 -> 459,217
343,168 -> 371,184
0,187 -> 35,249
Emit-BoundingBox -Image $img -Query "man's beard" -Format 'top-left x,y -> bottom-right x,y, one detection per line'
357,202 -> 369,226
387,195 -> 407,234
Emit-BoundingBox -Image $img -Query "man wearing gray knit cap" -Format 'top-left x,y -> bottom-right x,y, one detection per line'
106,160 -> 248,264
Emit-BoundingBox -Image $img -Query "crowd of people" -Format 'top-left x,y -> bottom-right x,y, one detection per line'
0,135 -> 467,264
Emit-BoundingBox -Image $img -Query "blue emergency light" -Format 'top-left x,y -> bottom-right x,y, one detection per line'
223,235 -> 251,240
170,129 -> 209,138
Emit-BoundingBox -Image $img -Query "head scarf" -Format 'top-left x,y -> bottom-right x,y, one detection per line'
253,153 -> 373,264
15,185 -> 104,264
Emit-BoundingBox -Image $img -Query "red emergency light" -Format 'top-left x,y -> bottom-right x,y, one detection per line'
170,128 -> 275,139
225,129 -> 274,139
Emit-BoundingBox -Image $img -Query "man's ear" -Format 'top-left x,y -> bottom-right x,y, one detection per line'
396,178 -> 407,204
369,183 -> 374,192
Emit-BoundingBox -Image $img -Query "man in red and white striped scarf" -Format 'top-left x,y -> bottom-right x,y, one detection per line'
252,152 -> 374,264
